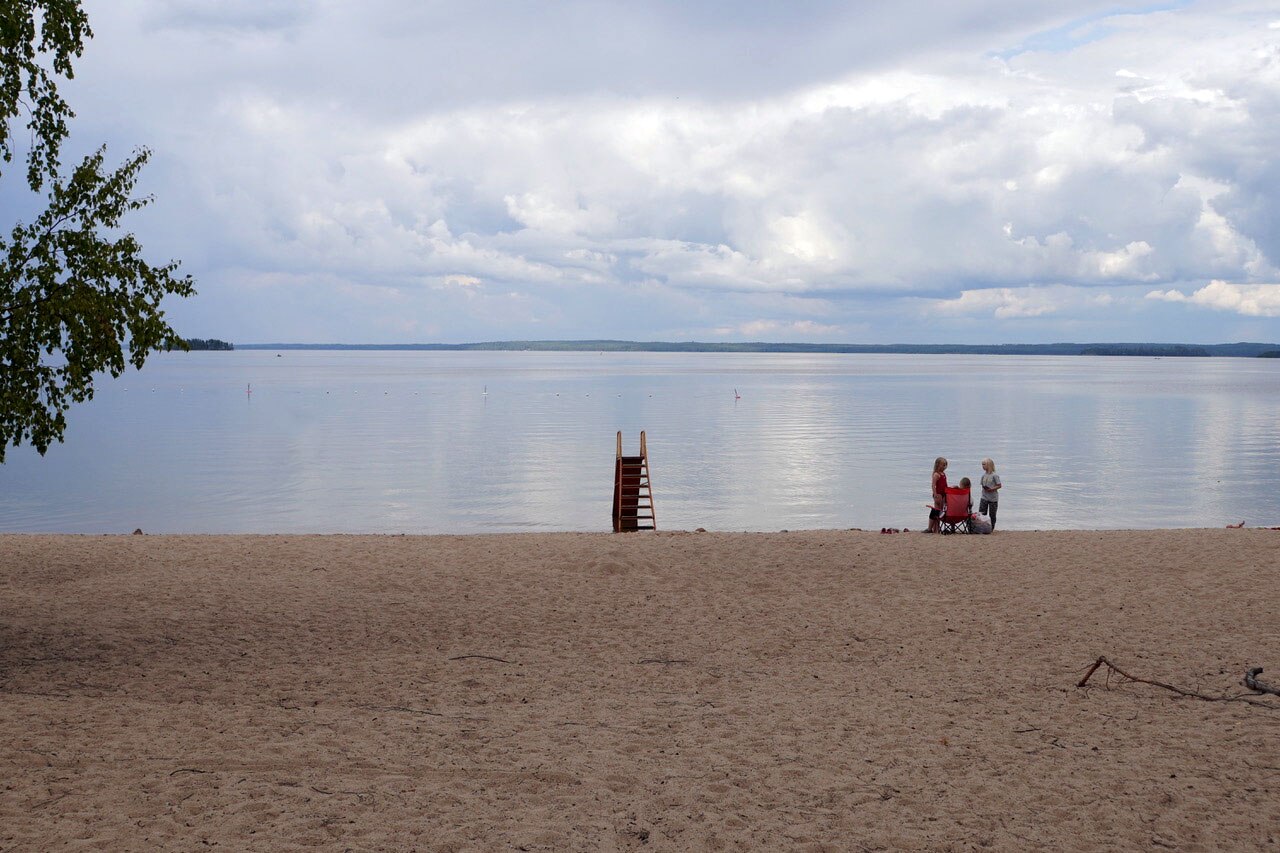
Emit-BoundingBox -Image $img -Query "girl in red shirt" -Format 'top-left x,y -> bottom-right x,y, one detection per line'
928,457 -> 948,533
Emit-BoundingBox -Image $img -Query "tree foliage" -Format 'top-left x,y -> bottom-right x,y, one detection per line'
1,0 -> 193,462
1,0 -> 89,189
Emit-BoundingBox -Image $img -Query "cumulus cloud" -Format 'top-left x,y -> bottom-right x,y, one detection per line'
55,0 -> 1280,342
931,285 -> 1115,319
1146,281 -> 1280,317
442,274 -> 482,289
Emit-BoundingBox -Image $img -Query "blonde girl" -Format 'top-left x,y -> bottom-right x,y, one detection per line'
980,458 -> 1002,531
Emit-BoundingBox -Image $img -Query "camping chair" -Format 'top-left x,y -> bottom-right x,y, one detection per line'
938,486 -> 973,534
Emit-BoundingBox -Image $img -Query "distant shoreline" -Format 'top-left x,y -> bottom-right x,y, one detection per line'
231,340 -> 1280,357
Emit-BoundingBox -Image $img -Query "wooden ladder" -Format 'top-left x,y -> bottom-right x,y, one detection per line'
613,431 -> 656,532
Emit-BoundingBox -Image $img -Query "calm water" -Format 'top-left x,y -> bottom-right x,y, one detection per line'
1,351 -> 1277,533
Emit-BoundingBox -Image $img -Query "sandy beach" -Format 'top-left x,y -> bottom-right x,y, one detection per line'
2,529 -> 1277,850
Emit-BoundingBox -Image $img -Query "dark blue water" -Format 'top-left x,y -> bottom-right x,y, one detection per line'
2,351 -> 1277,532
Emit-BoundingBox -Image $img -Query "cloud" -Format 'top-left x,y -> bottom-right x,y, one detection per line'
55,0 -> 1280,343
179,41 -> 1274,301
131,1 -> 1128,107
1146,281 -> 1280,317
1085,241 -> 1156,280
503,192 -> 618,236
931,285 -> 1115,319
443,274 -> 482,289
719,319 -> 844,338
144,0 -> 314,34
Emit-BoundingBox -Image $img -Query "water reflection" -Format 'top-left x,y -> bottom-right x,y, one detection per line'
0,351 -> 1277,533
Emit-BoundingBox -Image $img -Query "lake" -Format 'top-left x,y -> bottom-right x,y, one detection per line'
1,351 -> 1277,533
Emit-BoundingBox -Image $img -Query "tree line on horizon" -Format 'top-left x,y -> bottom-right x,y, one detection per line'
236,340 -> 1280,357
184,338 -> 233,351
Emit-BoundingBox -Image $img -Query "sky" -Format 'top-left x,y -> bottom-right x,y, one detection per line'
12,0 -> 1280,344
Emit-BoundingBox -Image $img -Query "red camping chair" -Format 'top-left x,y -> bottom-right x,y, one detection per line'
938,486 -> 972,534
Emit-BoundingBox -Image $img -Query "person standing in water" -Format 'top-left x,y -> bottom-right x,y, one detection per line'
980,458 -> 1002,531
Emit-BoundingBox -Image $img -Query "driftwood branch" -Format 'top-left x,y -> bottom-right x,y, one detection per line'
1077,656 -> 1278,709
1245,668 -> 1280,696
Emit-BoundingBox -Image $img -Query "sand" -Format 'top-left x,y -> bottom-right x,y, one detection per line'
1,529 -> 1278,851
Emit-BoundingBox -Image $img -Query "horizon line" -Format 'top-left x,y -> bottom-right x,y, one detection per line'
212,340 -> 1280,358
231,338 -> 1276,347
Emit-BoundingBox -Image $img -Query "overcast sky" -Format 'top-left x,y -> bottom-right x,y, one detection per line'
21,0 -> 1280,343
